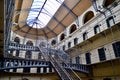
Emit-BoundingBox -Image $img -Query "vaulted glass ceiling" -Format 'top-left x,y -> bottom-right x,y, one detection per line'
26,0 -> 64,29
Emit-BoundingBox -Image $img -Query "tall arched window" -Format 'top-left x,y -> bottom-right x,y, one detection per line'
83,11 -> 94,24
60,33 -> 65,41
103,0 -> 115,7
69,24 -> 77,34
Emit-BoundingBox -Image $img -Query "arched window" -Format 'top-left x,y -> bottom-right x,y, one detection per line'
25,51 -> 32,59
60,33 -> 65,41
14,37 -> 20,43
83,11 -> 94,24
103,0 -> 115,7
51,40 -> 56,45
69,24 -> 77,34
26,41 -> 33,46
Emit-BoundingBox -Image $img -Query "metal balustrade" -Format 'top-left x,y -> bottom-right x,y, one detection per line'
0,57 -> 50,70
8,42 -> 39,51
41,48 -> 70,63
62,63 -> 89,73
0,57 -> 89,74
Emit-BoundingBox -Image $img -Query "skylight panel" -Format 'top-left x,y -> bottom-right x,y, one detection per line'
26,0 -> 64,29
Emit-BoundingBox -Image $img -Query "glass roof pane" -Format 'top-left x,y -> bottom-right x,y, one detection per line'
26,0 -> 64,29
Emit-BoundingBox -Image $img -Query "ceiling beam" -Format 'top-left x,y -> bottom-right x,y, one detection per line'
52,16 -> 66,29
14,24 -> 27,33
46,26 -> 57,37
35,24 -> 38,40
36,0 -> 48,19
42,28 -> 48,39
13,19 -> 37,33
53,0 -> 81,29
62,2 -> 78,18
22,23 -> 35,43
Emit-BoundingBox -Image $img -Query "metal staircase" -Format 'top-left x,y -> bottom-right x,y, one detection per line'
38,46 -> 81,80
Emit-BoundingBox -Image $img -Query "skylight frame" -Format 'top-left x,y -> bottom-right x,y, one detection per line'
26,0 -> 64,29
